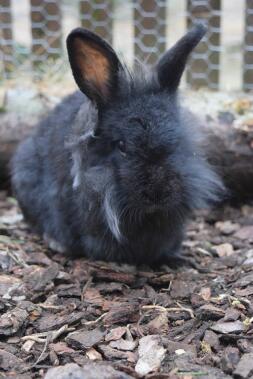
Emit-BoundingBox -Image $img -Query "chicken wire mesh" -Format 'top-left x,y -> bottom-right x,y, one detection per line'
0,0 -> 13,73
133,0 -> 166,65
0,0 -> 252,91
187,0 -> 221,90
80,0 -> 113,44
30,0 -> 62,65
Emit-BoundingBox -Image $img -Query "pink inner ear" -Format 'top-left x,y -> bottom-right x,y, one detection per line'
73,38 -> 110,99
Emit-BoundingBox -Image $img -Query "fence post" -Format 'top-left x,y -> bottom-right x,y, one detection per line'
30,0 -> 62,66
133,0 -> 166,66
244,0 -> 253,91
187,0 -> 221,89
79,0 -> 113,45
0,0 -> 14,75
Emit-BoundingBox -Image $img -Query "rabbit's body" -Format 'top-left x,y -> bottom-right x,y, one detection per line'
12,25 -> 223,265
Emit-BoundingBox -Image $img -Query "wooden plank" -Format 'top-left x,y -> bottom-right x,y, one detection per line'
187,0 -> 221,89
243,0 -> 253,91
133,0 -> 166,65
0,0 -> 14,74
79,0 -> 113,44
30,0 -> 62,66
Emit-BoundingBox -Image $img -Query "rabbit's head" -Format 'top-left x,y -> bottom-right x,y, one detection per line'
67,26 -> 223,241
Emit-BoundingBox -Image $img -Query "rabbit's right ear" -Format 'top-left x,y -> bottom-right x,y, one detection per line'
67,28 -> 122,106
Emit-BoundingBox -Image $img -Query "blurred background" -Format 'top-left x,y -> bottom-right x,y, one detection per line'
0,0 -> 252,91
1,0 -> 253,188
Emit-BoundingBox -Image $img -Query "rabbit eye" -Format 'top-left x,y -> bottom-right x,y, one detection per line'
93,128 -> 101,138
117,140 -> 126,155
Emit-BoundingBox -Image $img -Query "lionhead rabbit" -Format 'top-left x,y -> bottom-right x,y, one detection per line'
11,24 -> 223,265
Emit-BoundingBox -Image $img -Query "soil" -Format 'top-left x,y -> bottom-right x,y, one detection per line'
0,190 -> 253,379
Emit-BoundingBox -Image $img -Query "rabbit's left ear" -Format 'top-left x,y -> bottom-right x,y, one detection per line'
156,24 -> 207,91
67,28 -> 122,106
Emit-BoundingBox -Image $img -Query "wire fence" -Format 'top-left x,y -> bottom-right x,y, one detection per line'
0,0 -> 252,91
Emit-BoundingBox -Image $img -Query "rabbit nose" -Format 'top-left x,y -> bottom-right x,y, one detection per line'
142,190 -> 154,202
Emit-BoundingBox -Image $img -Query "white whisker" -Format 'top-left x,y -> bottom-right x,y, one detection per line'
104,188 -> 122,242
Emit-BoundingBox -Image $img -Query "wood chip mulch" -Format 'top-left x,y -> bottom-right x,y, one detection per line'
0,190 -> 253,379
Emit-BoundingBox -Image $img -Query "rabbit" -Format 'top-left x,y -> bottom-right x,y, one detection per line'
11,24 -> 223,265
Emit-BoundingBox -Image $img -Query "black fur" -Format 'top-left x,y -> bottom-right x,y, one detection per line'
11,25 -> 223,265
157,23 -> 206,90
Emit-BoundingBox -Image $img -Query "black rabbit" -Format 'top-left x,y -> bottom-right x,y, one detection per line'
11,24 -> 223,265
